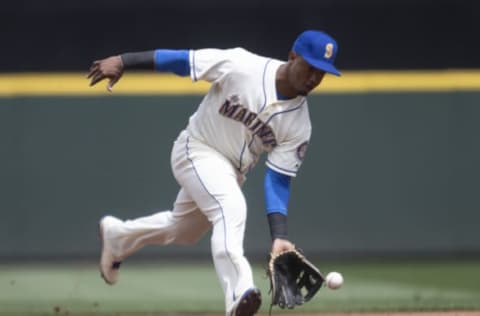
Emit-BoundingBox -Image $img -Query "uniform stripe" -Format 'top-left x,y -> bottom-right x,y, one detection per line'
191,51 -> 198,82
238,140 -> 247,172
264,99 -> 306,125
259,59 -> 272,112
245,59 -> 275,152
184,137 -> 239,296
266,159 -> 297,176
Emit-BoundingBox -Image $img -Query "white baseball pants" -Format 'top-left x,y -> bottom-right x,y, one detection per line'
106,130 -> 254,313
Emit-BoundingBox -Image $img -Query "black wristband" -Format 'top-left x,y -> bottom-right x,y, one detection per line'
267,213 -> 288,240
120,50 -> 155,70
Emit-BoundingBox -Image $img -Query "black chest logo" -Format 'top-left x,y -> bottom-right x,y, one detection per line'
219,95 -> 277,148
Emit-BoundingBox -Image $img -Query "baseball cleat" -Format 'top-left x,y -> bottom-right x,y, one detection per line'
230,287 -> 262,316
99,215 -> 123,285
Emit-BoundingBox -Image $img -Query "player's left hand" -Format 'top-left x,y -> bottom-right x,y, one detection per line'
87,55 -> 124,92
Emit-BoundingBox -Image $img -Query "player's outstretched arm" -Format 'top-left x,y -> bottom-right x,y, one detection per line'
87,50 -> 190,92
264,167 -> 296,255
87,55 -> 124,92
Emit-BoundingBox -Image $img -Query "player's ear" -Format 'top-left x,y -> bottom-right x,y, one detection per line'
288,51 -> 298,61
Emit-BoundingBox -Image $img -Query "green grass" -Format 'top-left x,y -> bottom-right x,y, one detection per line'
0,260 -> 479,315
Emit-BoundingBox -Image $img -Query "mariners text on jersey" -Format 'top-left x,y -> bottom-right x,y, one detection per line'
219,95 -> 277,149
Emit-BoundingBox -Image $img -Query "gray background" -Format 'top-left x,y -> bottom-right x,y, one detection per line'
1,93 -> 478,259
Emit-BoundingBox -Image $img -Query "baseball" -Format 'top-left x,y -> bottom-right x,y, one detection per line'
326,271 -> 343,290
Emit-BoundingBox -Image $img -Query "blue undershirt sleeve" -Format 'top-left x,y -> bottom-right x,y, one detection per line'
154,49 -> 190,76
264,167 -> 291,215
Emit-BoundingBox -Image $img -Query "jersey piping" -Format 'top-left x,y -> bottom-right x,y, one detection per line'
259,59 -> 272,113
264,98 -> 306,125
239,58 -> 272,170
191,50 -> 198,81
185,136 -> 240,291
266,159 -> 298,175
238,140 -> 247,172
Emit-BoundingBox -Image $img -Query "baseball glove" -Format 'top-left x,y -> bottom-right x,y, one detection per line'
267,248 -> 325,309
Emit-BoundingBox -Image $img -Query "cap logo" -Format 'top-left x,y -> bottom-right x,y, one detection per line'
324,43 -> 334,59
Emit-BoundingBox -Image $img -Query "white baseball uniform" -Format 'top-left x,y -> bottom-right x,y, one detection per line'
103,47 -> 311,314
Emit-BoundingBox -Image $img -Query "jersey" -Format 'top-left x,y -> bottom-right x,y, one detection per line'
186,48 -> 312,177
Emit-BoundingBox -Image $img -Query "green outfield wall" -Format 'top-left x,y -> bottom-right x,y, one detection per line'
1,92 -> 479,259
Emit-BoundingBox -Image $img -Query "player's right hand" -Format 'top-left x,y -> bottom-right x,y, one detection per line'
271,238 -> 295,256
87,55 -> 124,92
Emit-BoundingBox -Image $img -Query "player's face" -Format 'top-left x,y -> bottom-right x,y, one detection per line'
287,52 -> 325,96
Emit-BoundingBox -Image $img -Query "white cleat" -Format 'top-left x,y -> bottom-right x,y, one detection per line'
230,288 -> 262,316
98,215 -> 123,285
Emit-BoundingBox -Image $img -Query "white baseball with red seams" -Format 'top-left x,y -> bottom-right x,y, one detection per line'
326,271 -> 344,290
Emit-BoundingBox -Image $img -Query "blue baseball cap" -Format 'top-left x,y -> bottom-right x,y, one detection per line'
292,30 -> 341,76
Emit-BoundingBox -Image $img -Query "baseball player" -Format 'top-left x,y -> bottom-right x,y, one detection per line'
87,30 -> 340,316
